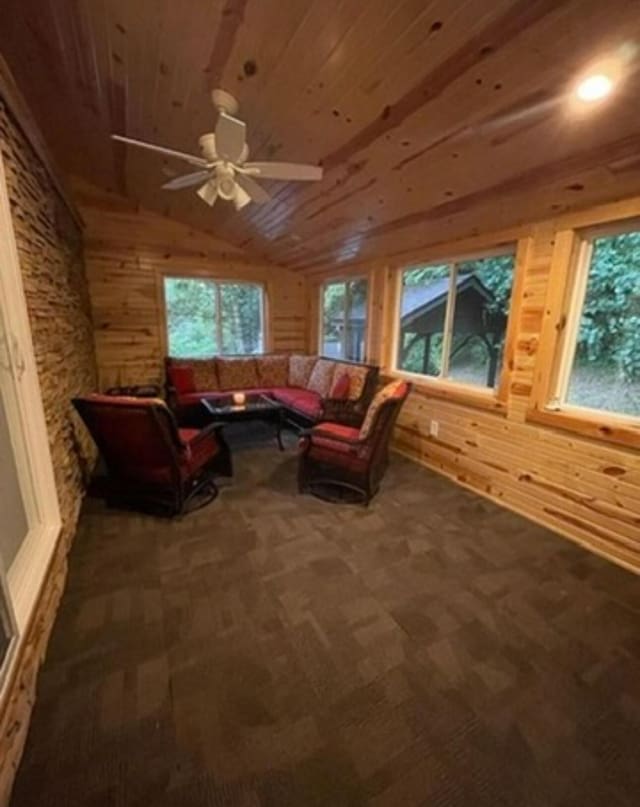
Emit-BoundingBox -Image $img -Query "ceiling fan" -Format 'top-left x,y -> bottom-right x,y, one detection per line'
111,89 -> 323,210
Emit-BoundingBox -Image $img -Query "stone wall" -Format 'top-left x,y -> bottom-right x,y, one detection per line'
0,96 -> 97,803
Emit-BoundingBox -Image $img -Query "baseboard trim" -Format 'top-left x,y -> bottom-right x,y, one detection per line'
391,444 -> 640,576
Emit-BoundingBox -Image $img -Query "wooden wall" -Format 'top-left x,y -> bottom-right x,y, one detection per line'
308,198 -> 640,573
74,180 -> 309,389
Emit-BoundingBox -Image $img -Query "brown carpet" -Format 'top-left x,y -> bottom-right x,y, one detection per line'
11,425 -> 640,806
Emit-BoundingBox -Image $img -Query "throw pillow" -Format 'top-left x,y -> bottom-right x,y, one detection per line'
306,358 -> 337,397
288,355 -> 317,387
257,355 -> 289,387
168,365 -> 195,394
330,372 -> 351,399
217,357 -> 260,390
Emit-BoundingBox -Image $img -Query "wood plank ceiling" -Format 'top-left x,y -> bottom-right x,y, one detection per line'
1,0 -> 640,271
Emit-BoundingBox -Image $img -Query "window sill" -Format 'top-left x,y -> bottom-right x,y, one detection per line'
384,368 -> 507,415
526,405 -> 640,450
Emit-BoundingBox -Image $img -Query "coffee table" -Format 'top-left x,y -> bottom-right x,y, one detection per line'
201,393 -> 285,451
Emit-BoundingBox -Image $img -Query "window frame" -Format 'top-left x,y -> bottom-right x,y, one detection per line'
387,241 -> 526,413
527,220 -> 640,449
160,272 -> 268,358
318,274 -> 369,362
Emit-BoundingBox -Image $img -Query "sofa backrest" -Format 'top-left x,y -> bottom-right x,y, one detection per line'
165,354 -> 379,408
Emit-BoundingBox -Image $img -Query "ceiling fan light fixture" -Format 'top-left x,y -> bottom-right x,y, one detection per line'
217,173 -> 237,200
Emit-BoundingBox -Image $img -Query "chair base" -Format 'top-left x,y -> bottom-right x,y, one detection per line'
299,478 -> 377,506
103,468 -> 221,518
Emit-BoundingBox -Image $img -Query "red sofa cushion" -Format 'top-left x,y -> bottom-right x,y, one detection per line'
302,421 -> 369,471
313,422 -> 361,442
271,387 -> 322,419
330,372 -> 351,400
168,365 -> 195,394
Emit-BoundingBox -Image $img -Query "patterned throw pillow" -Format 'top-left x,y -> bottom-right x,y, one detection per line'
256,355 -> 289,387
288,355 -> 317,388
359,379 -> 406,439
332,363 -> 368,401
217,357 -> 260,390
173,358 -> 218,392
306,358 -> 337,397
330,372 -> 351,399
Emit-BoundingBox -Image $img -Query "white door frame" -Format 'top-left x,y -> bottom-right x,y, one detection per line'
0,149 -> 61,643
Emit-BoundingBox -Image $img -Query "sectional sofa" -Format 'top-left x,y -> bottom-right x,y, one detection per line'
165,354 -> 379,428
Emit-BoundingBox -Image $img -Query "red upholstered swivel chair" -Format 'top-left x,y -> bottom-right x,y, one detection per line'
72,394 -> 232,516
298,380 -> 411,504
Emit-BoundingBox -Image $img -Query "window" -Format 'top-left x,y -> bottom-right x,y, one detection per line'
164,277 -> 264,358
395,252 -> 515,390
321,278 -> 368,361
556,228 -> 640,418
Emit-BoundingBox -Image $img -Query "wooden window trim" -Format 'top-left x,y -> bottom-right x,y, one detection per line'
385,239 -> 527,414
386,370 -> 508,414
526,224 -> 640,450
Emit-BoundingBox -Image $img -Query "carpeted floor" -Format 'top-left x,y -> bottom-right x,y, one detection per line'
11,425 -> 640,806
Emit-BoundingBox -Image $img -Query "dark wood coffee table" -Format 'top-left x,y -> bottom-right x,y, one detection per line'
201,393 -> 285,451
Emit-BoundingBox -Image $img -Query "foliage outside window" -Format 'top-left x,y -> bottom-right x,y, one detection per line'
396,253 -> 515,389
559,230 -> 640,418
164,277 -> 264,358
321,278 -> 368,361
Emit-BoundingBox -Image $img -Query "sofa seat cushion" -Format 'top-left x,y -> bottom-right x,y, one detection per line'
312,422 -> 361,443
137,427 -> 219,487
257,355 -> 289,386
288,355 -> 317,387
305,426 -> 369,471
306,358 -> 336,396
271,387 -> 322,419
217,357 -> 260,390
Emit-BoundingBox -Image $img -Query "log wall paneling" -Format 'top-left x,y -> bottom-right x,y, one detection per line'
309,197 -> 640,573
74,181 -> 308,389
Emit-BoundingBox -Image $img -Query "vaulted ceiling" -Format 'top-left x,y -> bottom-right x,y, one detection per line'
2,0 -> 640,271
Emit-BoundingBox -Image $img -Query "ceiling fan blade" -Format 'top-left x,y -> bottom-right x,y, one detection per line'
111,134 -> 208,167
235,173 -> 270,204
162,170 -> 212,190
196,179 -> 218,207
215,111 -> 247,163
243,161 -> 322,181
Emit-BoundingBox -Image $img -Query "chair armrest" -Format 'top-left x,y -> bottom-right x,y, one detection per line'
194,421 -> 226,440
